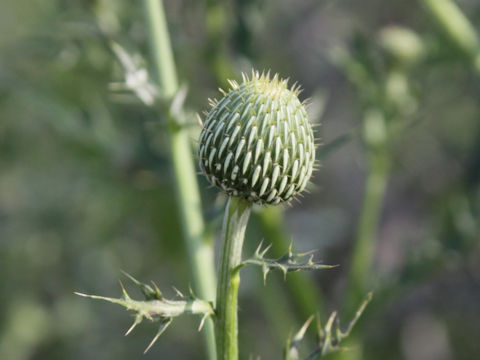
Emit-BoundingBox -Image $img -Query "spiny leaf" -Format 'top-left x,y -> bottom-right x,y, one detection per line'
110,41 -> 158,106
109,42 -> 193,130
284,292 -> 373,360
240,241 -> 337,283
74,290 -> 213,320
75,275 -> 214,352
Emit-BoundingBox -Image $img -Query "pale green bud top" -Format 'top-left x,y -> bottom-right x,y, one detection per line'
198,71 -> 316,205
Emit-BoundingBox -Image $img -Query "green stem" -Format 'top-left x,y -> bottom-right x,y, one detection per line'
144,0 -> 178,97
143,1 -> 217,359
420,0 -> 480,72
345,149 -> 389,316
336,148 -> 389,360
216,197 -> 252,360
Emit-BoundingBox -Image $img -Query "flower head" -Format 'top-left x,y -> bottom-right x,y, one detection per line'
198,71 -> 316,205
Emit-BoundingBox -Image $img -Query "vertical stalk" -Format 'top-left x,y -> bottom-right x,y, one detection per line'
334,150 -> 389,360
143,1 -> 217,359
345,149 -> 389,316
344,107 -> 391,318
144,0 -> 177,97
420,0 -> 480,65
216,197 -> 252,360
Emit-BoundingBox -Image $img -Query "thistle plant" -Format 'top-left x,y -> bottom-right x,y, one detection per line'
77,69 -> 371,359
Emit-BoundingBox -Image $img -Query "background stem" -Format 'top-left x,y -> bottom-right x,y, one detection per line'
420,0 -> 480,71
345,149 -> 389,317
334,149 -> 389,360
216,197 -> 252,360
143,0 -> 177,97
143,1 -> 217,359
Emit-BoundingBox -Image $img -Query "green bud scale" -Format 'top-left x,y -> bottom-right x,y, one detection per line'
198,71 -> 316,205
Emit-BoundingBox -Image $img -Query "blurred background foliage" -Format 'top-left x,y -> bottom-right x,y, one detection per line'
0,0 -> 479,359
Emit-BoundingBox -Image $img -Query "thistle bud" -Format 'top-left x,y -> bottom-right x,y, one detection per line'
378,26 -> 424,67
198,71 -> 316,205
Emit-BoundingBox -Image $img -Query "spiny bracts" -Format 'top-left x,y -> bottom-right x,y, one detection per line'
198,71 -> 316,205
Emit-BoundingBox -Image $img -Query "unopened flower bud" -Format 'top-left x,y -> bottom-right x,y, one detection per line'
378,26 -> 424,66
198,71 -> 316,205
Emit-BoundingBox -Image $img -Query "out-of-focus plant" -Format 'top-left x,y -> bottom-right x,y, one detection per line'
327,23 -> 425,360
285,292 -> 372,360
329,2 -> 480,359
420,0 -> 480,73
332,26 -> 424,318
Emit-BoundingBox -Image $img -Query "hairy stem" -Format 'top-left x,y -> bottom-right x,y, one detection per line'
216,197 -> 252,360
143,1 -> 217,359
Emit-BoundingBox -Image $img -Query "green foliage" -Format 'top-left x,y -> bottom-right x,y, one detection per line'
1,0 -> 479,359
285,293 -> 372,360
241,241 -> 336,283
75,274 -> 214,354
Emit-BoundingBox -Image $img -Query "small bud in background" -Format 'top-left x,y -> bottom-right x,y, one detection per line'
378,26 -> 425,67
198,71 -> 316,205
385,70 -> 418,117
363,109 -> 387,149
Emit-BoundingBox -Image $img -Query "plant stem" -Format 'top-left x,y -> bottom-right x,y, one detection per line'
334,147 -> 389,360
143,1 -> 217,359
144,0 -> 177,97
420,0 -> 480,69
345,148 -> 389,317
216,197 -> 252,360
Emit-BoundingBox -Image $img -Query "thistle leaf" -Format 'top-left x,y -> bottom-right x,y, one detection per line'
240,241 -> 336,283
109,42 -> 193,130
75,274 -> 214,352
110,42 -> 158,106
284,292 -> 373,360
